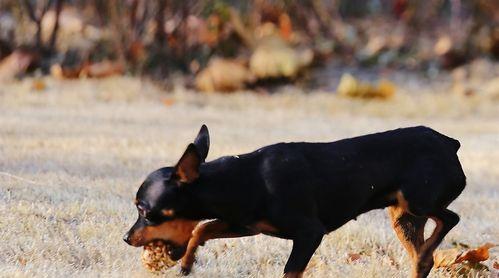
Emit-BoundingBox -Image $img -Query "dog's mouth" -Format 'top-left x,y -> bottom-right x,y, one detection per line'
146,240 -> 186,261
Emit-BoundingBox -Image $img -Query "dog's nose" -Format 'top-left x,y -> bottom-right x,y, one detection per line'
123,232 -> 131,245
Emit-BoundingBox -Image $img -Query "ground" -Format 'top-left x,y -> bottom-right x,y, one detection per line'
0,75 -> 498,277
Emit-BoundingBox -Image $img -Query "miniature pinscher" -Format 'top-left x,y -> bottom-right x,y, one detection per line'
124,125 -> 466,278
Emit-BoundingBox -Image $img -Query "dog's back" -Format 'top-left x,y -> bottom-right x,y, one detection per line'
248,126 -> 465,231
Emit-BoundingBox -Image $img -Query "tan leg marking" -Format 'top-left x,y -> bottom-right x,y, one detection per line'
283,271 -> 303,278
180,220 -> 258,272
388,191 -> 427,278
414,217 -> 443,278
252,220 -> 279,234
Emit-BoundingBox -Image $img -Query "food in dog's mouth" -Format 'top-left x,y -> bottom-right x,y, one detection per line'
141,240 -> 176,273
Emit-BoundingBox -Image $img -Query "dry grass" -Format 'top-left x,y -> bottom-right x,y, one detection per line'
0,76 -> 498,277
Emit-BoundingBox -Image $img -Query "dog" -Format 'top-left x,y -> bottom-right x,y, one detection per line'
124,125 -> 466,278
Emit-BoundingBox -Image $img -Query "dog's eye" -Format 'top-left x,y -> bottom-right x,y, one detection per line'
145,211 -> 165,225
137,204 -> 147,217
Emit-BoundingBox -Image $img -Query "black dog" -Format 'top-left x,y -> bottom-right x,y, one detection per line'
124,125 -> 466,278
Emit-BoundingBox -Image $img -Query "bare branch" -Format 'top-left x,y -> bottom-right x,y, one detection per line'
22,0 -> 38,22
49,0 -> 64,52
40,0 -> 55,19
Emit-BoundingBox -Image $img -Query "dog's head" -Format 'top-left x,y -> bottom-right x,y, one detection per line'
123,125 -> 210,260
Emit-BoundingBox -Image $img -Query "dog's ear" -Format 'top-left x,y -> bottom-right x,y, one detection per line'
193,124 -> 210,162
173,143 -> 201,184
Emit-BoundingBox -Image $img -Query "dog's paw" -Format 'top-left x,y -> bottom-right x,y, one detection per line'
180,266 -> 192,276
180,254 -> 196,275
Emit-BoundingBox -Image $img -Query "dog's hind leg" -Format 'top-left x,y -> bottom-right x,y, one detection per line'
393,182 -> 460,278
388,205 -> 427,278
415,209 -> 459,278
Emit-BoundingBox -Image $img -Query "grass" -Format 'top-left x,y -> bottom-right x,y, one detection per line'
0,76 -> 498,277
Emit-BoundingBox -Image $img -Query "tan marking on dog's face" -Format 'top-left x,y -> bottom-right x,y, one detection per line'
128,219 -> 199,247
161,209 -> 175,217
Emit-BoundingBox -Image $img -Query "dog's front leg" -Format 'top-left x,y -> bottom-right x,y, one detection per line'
180,219 -> 257,275
282,223 -> 325,278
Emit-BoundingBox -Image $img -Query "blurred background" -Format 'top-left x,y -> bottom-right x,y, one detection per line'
0,1 -> 498,277
0,0 -> 498,92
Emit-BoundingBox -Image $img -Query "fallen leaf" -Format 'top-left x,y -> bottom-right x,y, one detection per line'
434,243 -> 497,269
31,79 -> 46,91
50,64 -> 64,79
84,60 -> 124,78
249,35 -> 312,79
434,35 -> 452,56
346,253 -> 361,263
337,73 -> 396,99
337,73 -> 358,97
162,98 -> 175,107
17,257 -> 27,266
493,261 -> 499,270
455,243 -> 495,264
377,80 -> 396,99
195,58 -> 254,92
278,13 -> 292,41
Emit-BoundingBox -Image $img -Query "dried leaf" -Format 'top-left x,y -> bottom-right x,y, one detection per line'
31,79 -> 47,91
434,36 -> 453,56
346,253 -> 361,263
434,243 -> 496,269
84,60 -> 124,78
162,98 -> 175,107
337,73 -> 358,97
195,58 -> 254,92
17,257 -> 27,266
278,13 -> 292,41
455,243 -> 495,264
493,261 -> 499,270
337,73 -> 396,99
249,35 -> 312,79
377,80 -> 397,98
50,63 -> 81,79
433,248 -> 462,268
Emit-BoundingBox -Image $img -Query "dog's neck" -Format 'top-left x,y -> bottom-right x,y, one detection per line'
178,156 -> 256,223
177,182 -> 219,220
